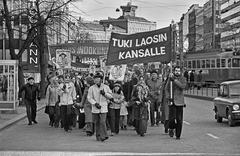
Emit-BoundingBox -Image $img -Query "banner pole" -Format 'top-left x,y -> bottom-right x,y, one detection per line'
170,61 -> 173,105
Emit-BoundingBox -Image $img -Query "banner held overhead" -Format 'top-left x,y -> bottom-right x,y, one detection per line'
106,26 -> 172,65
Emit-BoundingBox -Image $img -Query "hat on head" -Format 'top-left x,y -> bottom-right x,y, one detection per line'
27,77 -> 34,81
150,70 -> 158,74
94,72 -> 103,79
85,76 -> 94,86
114,82 -> 121,88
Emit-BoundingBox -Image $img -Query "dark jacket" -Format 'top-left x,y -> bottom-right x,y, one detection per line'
19,83 -> 40,101
165,75 -> 186,106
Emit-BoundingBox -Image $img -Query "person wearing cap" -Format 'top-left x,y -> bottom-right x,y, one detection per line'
109,82 -> 125,136
87,73 -> 113,142
19,77 -> 40,125
146,70 -> 163,126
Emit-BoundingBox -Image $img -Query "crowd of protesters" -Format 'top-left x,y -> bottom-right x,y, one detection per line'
19,65 -> 187,141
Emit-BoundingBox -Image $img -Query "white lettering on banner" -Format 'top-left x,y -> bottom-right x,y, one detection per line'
112,38 -> 133,48
29,43 -> 38,65
135,33 -> 167,47
118,46 -> 166,60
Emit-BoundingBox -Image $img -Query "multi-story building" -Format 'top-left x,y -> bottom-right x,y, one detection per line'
195,7 -> 204,52
100,2 -> 156,34
203,0 -> 221,50
180,4 -> 200,53
221,0 -> 240,51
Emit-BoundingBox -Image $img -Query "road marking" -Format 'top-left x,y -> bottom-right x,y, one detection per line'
0,151 -> 238,156
207,133 -> 219,139
183,120 -> 191,125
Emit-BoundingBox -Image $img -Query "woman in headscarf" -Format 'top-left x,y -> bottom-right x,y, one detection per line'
130,76 -> 150,136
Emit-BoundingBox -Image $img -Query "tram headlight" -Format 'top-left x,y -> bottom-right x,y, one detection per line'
233,104 -> 239,111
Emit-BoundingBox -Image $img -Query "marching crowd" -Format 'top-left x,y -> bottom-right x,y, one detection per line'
18,65 -> 186,142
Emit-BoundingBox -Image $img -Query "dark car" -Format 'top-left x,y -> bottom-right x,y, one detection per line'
213,80 -> 240,127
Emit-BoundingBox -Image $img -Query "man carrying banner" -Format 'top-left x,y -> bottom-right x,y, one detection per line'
165,66 -> 186,140
146,70 -> 163,126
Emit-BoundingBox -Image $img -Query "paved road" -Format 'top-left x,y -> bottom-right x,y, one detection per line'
0,97 -> 240,155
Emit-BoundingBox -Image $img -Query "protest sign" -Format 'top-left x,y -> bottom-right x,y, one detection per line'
109,64 -> 127,81
106,26 -> 172,65
56,49 -> 71,69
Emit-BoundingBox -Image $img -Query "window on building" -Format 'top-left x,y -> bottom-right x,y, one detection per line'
228,58 -> 232,67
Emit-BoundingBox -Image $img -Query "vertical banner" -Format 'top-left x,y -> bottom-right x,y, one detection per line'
56,49 -> 71,69
106,26 -> 172,65
109,64 -> 127,81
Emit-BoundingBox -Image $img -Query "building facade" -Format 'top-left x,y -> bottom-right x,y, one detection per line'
221,0 -> 240,51
100,2 -> 156,34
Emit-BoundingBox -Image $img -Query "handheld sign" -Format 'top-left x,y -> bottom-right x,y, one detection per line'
106,26 -> 172,65
56,49 -> 71,69
109,65 -> 127,81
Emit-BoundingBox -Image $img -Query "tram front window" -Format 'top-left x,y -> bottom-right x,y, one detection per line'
232,58 -> 240,67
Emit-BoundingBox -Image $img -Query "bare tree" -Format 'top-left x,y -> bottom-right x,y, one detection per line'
1,0 -> 75,97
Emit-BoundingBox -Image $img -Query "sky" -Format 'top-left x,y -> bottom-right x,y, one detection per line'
70,0 -> 207,28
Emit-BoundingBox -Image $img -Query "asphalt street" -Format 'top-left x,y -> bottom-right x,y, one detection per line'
0,97 -> 240,155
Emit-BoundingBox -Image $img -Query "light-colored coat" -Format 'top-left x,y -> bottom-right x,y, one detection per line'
45,84 -> 59,106
57,82 -> 76,106
87,83 -> 112,113
109,92 -> 125,109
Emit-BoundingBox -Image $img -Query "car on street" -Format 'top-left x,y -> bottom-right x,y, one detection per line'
213,80 -> 240,127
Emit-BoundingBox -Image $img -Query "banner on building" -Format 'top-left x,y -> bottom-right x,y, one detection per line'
109,64 -> 127,81
106,26 -> 172,65
56,49 -> 71,69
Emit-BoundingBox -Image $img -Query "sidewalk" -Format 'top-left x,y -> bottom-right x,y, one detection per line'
0,99 -> 46,132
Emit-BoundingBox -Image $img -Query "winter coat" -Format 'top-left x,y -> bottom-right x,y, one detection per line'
45,84 -> 59,106
109,91 -> 125,109
57,82 -> 76,106
87,83 -> 113,114
165,75 -> 186,106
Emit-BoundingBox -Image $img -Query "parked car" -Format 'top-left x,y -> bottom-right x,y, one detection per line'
213,80 -> 240,127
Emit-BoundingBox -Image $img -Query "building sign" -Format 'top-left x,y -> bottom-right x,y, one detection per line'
106,27 -> 172,65
27,42 -> 40,71
49,42 -> 109,66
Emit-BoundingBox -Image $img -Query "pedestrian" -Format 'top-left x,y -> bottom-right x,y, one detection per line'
189,70 -> 195,89
45,76 -> 59,127
165,66 -> 187,140
87,72 -> 113,142
196,70 -> 203,90
19,77 -> 40,125
109,82 -> 124,136
120,100 -> 128,130
80,76 -> 95,136
130,76 -> 150,137
57,75 -> 76,132
146,70 -> 163,126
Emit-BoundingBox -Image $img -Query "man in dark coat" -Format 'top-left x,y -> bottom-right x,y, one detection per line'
19,77 -> 40,125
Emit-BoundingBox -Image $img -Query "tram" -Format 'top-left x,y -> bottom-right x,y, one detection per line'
184,51 -> 240,84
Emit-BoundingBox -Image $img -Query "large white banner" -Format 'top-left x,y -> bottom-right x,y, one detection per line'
109,65 -> 127,81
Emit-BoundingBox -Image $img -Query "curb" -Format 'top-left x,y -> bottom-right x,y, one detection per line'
184,94 -> 214,101
0,104 -> 45,132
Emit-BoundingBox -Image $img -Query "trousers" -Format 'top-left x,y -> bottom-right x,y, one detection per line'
25,100 -> 37,123
168,105 -> 183,138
